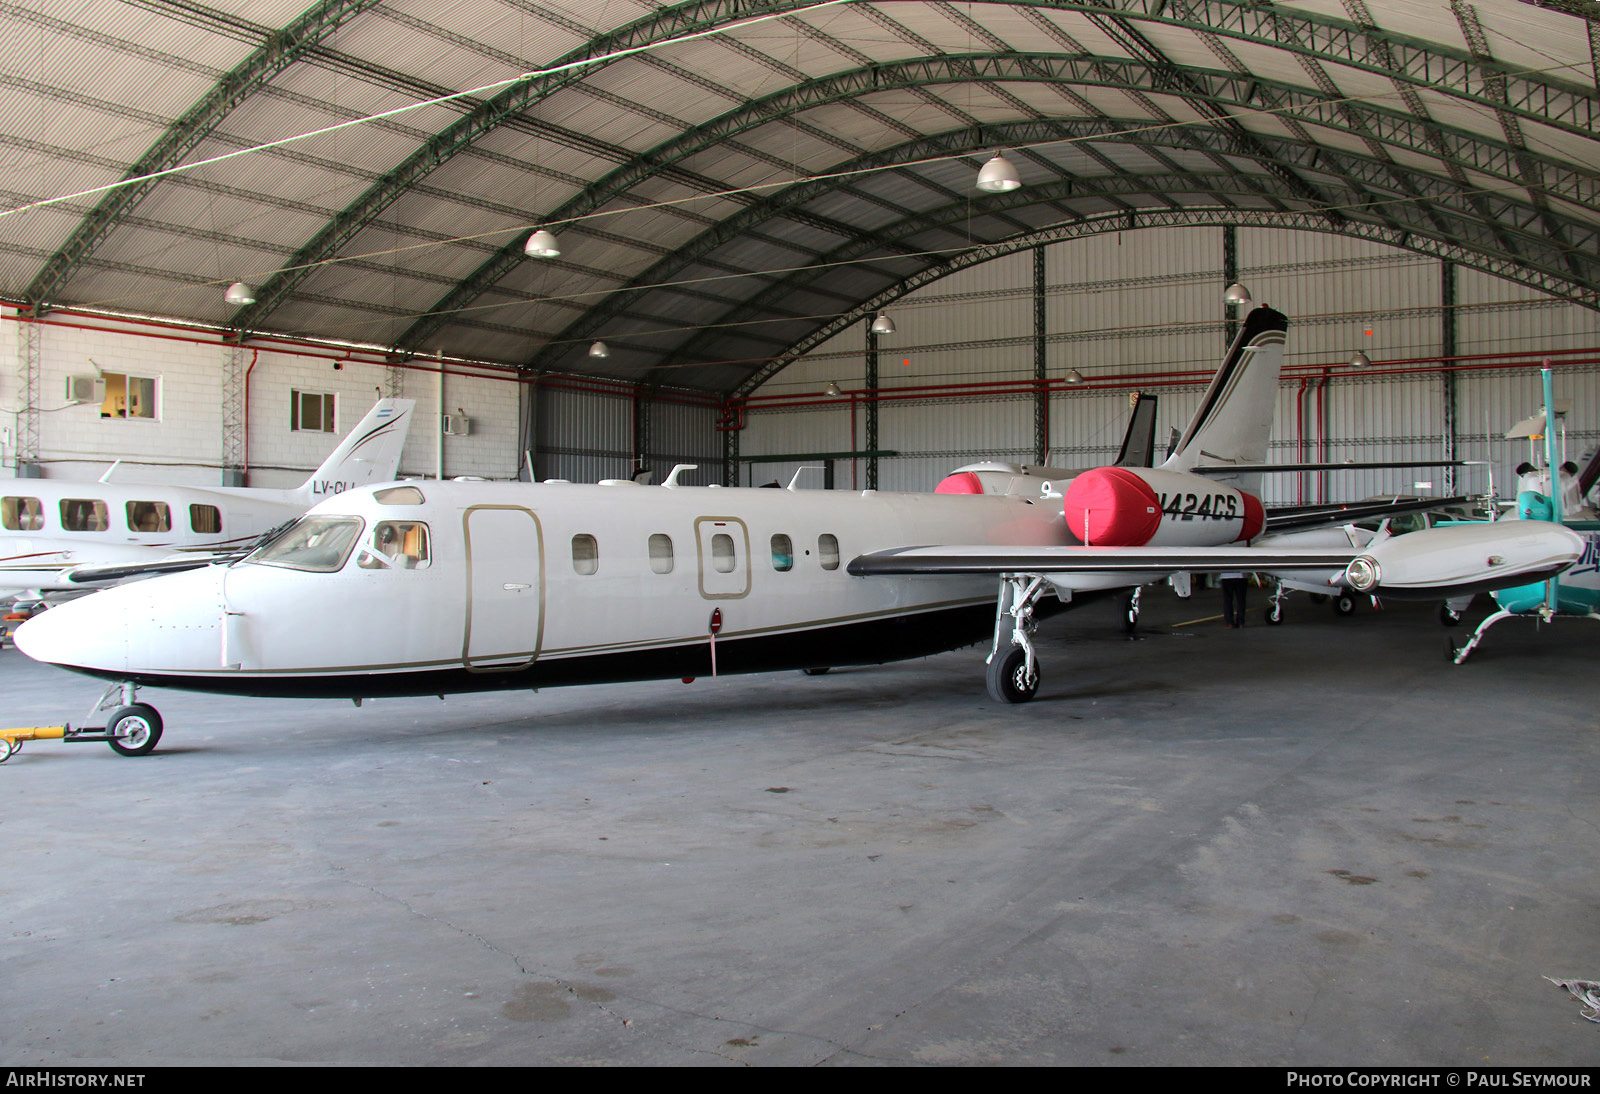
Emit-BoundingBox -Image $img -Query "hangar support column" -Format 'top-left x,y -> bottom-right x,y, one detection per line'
1223,225 -> 1239,350
1034,246 -> 1048,466
865,319 -> 880,491
220,342 -> 246,487
14,306 -> 41,476
1441,260 -> 1458,495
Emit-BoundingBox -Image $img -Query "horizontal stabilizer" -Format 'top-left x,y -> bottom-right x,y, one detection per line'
1265,495 -> 1476,535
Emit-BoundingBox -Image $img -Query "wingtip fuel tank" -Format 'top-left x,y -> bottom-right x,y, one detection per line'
1341,520 -> 1583,600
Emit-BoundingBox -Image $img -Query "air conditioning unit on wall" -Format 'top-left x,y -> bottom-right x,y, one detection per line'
66,375 -> 105,404
442,413 -> 472,436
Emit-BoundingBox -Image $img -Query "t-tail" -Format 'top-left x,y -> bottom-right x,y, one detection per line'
1160,305 -> 1288,495
291,399 -> 416,506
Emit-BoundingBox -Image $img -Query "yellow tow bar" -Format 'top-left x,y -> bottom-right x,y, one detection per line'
0,726 -> 68,762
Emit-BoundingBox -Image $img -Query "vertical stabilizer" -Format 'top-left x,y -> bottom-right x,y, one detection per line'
1112,393 -> 1159,468
1160,305 -> 1287,493
292,399 -> 416,505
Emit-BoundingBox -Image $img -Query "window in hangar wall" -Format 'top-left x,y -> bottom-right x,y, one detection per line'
292,390 -> 336,433
99,372 -> 156,420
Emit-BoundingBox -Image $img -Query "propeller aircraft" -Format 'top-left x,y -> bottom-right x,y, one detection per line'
1448,370 -> 1600,662
0,399 -> 415,600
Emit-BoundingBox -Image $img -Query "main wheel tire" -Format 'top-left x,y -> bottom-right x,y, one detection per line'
1334,593 -> 1357,616
986,647 -> 1039,704
1264,604 -> 1284,625
106,705 -> 163,757
1438,604 -> 1462,627
1119,593 -> 1139,635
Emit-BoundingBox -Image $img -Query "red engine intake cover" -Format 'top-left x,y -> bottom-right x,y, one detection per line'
1238,491 -> 1265,542
1063,467 -> 1163,545
935,471 -> 984,495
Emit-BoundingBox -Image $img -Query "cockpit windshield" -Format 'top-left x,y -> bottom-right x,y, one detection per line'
247,516 -> 365,573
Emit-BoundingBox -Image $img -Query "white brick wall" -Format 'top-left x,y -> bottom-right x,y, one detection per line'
1,310 -> 524,485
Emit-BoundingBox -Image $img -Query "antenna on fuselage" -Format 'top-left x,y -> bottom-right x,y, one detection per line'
663,464 -> 698,488
786,466 -> 824,491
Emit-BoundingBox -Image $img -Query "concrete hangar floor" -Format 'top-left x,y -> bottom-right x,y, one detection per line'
3,589 -> 1596,1067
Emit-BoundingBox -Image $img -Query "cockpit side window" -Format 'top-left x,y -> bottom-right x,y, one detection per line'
249,516 -> 365,572
357,521 -> 430,570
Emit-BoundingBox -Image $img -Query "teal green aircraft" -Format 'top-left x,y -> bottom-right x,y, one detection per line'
1449,369 -> 1600,663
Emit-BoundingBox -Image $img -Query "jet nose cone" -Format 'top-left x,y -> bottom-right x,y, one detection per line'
14,598 -> 119,669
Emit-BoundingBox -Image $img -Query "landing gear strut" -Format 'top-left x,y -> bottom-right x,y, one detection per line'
987,575 -> 1046,703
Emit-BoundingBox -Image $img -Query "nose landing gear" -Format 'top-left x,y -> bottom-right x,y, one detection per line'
0,682 -> 163,762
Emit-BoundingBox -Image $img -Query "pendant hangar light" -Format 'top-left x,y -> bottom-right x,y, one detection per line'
975,153 -> 1021,193
588,341 -> 610,358
524,229 -> 560,257
870,313 -> 895,335
224,282 -> 256,305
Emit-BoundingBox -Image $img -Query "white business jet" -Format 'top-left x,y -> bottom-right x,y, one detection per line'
14,308 -> 1582,756
0,399 -> 414,598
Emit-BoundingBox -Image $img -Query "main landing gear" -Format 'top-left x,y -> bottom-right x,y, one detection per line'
0,682 -> 163,763
1119,588 -> 1141,635
987,575 -> 1046,703
1265,581 -> 1288,626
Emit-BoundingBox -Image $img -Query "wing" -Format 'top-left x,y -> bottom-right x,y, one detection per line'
848,544 -> 1355,577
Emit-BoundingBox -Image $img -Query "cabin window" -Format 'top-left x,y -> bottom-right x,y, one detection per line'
100,372 -> 156,420
250,516 -> 364,573
648,533 -> 674,574
818,533 -> 840,571
292,390 -> 336,433
373,486 -> 425,505
711,532 -> 735,573
60,498 -> 109,532
189,504 -> 222,534
770,533 -> 794,572
572,533 -> 599,575
2,496 -> 44,531
126,501 -> 170,533
358,521 -> 430,570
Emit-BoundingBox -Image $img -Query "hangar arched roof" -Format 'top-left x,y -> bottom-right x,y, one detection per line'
4,0 -> 1598,395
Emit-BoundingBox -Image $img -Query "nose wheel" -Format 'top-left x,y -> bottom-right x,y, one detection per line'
106,705 -> 163,756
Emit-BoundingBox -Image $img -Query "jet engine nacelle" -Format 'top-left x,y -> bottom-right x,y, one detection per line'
1061,466 -> 1265,547
1341,520 -> 1583,599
